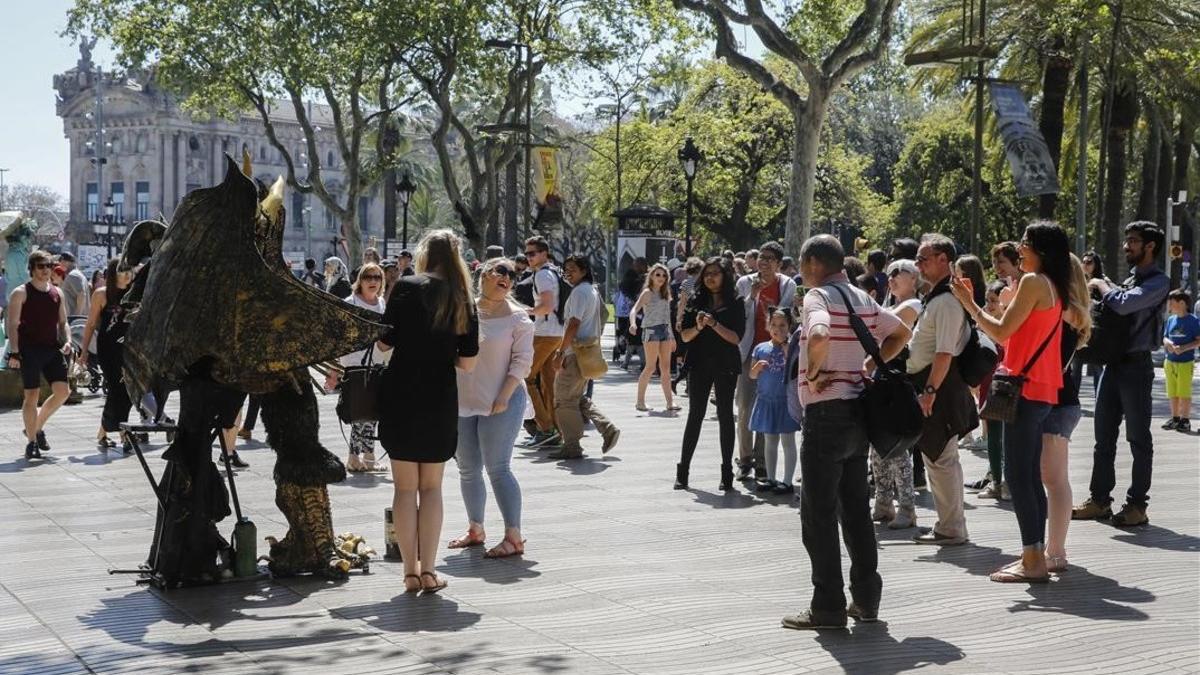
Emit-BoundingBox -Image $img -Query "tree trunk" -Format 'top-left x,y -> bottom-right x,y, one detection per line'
1037,49 -> 1072,219
1101,84 -> 1138,275
1173,109 -> 1195,196
1154,109 -> 1174,227
1135,106 -> 1160,220
341,214 -> 362,266
785,96 -> 827,256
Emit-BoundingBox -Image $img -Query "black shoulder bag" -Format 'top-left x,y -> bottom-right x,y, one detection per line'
336,347 -> 383,423
979,312 -> 1062,424
823,285 -> 923,461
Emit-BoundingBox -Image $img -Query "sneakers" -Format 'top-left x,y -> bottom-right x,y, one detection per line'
1178,419 -> 1192,433
912,529 -> 967,546
736,460 -> 753,480
847,602 -> 879,623
1162,417 -> 1180,430
547,447 -> 583,460
601,427 -> 621,454
24,441 -> 40,460
781,609 -> 846,630
965,472 -> 992,490
1071,498 -> 1113,520
888,506 -> 916,530
520,430 -> 561,449
35,430 -> 50,452
871,502 -> 896,523
1111,502 -> 1149,527
982,481 -> 1011,501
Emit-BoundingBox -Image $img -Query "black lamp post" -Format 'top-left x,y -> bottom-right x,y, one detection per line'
103,197 -> 116,257
396,172 -> 416,250
677,137 -> 702,257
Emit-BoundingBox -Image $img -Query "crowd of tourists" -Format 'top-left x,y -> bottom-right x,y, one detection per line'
3,216 -> 1197,617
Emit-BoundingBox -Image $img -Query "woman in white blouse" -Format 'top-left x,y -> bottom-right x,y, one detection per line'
448,257 -> 535,558
325,262 -> 388,471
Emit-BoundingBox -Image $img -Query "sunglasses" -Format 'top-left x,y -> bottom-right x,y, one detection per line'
34,263 -> 54,270
360,274 -> 383,281
524,249 -> 543,256
490,266 -> 517,280
888,269 -> 905,278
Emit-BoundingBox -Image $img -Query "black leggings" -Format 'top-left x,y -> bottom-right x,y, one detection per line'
98,351 -> 132,433
679,367 -> 737,470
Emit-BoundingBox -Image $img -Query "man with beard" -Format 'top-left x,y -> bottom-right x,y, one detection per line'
1073,221 -> 1169,527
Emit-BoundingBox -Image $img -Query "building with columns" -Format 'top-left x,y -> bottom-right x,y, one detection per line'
54,45 -> 385,265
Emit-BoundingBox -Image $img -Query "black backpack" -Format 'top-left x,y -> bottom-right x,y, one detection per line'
921,281 -> 998,387
1077,270 -> 1165,365
513,265 -> 570,324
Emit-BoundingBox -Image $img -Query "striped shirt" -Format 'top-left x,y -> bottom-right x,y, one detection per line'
799,273 -> 902,406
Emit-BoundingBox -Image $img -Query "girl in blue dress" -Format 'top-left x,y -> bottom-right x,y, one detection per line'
749,309 -> 801,494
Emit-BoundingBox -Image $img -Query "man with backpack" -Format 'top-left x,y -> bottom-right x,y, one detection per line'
520,236 -> 568,447
1073,221 -> 1169,527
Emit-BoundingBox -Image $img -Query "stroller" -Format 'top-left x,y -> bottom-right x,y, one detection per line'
68,314 -> 104,394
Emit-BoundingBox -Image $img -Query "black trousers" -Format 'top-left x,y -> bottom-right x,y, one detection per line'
800,398 -> 881,615
98,350 -> 132,433
679,367 -> 737,470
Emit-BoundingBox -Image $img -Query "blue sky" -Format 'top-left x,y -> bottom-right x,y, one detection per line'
0,1 -> 115,201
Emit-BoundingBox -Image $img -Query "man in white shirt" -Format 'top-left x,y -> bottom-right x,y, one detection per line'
550,254 -> 619,459
906,233 -> 977,546
524,236 -> 566,447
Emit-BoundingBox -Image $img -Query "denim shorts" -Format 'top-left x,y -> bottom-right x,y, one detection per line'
1043,404 -> 1082,440
643,324 -> 671,342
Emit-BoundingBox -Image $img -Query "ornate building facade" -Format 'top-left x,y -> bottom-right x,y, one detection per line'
54,45 -> 384,264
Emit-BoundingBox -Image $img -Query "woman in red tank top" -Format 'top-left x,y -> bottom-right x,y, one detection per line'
950,222 -> 1073,584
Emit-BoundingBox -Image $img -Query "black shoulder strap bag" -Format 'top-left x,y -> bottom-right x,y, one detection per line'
821,284 -> 924,461
336,347 -> 383,424
979,311 -> 1062,424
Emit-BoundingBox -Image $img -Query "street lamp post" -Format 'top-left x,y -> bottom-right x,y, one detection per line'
396,172 -> 416,250
103,197 -> 115,257
678,137 -> 702,257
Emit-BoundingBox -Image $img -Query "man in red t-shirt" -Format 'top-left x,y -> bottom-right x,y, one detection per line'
5,250 -> 72,460
734,241 -> 797,480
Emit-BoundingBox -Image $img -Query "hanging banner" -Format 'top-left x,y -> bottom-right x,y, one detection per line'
989,83 -> 1061,198
532,146 -> 563,226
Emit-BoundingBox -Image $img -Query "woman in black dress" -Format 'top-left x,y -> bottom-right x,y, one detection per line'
675,257 -> 745,491
79,258 -> 133,452
378,229 -> 479,594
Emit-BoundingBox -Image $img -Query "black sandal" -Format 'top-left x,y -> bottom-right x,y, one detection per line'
420,571 -> 448,594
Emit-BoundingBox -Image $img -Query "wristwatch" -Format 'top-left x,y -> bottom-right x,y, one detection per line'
923,385 -> 938,395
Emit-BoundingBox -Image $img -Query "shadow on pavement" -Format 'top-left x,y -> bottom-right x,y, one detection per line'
440,548 -> 542,585
689,487 -> 759,509
335,593 -> 481,633
813,623 -> 965,674
0,455 -> 61,473
1009,564 -> 1154,621
1110,525 -> 1200,552
912,543 -> 1008,577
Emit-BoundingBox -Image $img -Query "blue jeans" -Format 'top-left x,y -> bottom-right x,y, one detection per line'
456,387 -> 526,529
1090,353 -> 1154,508
1003,398 -> 1052,547
800,398 -> 879,615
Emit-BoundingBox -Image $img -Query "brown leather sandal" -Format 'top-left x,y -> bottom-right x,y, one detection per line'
420,571 -> 448,594
447,531 -> 486,549
484,536 -> 526,559
403,574 -> 422,593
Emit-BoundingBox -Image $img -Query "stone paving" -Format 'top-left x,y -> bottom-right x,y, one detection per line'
1,340 -> 1198,674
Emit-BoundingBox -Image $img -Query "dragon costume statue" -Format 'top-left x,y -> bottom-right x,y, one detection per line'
120,156 -> 388,586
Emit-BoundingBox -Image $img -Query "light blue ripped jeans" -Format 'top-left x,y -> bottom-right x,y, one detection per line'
456,386 -> 526,529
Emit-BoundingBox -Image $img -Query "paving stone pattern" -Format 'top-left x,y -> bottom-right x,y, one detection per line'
1,334 -> 1198,674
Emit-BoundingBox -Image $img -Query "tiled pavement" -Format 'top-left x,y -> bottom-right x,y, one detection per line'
1,341 -> 1198,674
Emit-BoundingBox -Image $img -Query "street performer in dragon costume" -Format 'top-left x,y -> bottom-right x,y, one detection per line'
119,154 -> 387,586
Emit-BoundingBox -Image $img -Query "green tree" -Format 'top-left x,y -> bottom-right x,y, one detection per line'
68,0 -> 416,263
643,0 -> 901,254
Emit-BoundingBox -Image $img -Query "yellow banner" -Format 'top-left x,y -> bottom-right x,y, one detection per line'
532,146 -> 560,204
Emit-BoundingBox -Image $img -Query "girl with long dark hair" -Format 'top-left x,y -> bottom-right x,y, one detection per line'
79,258 -> 133,452
675,257 -> 745,491
951,221 -> 1071,583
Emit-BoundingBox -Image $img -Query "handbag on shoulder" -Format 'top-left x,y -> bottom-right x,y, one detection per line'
336,347 -> 384,423
979,314 -> 1061,424
574,337 -> 609,379
823,285 -> 923,461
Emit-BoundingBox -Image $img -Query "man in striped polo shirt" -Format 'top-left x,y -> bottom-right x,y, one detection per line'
782,235 -> 911,631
